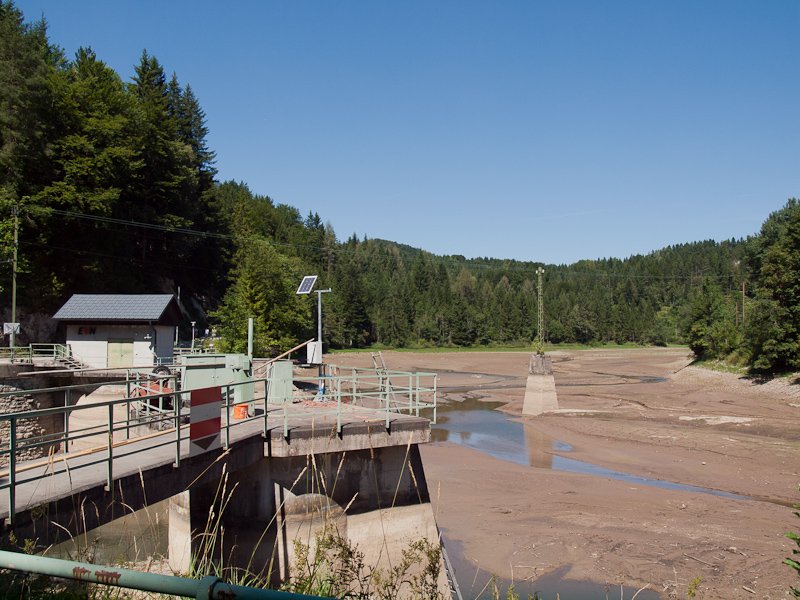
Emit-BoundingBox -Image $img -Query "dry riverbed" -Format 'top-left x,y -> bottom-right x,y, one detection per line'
330,348 -> 800,599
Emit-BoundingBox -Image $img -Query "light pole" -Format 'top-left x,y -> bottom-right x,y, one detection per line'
296,276 -> 333,375
10,205 -> 18,350
315,288 -> 332,375
190,321 -> 196,352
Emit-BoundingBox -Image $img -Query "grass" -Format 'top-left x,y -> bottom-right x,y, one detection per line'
693,356 -> 800,381
331,342 -> 690,355
692,358 -> 749,375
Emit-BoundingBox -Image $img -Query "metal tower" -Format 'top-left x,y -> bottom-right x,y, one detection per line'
536,266 -> 545,351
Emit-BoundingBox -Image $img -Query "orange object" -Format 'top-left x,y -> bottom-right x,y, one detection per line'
233,404 -> 248,420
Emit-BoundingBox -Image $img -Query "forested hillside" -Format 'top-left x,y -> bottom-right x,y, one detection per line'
1,2 -> 797,371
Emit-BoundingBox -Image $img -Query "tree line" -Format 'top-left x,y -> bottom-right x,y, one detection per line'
1,2 -> 798,372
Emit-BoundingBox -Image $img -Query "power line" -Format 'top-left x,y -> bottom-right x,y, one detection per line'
49,209 -> 230,239
37,208 -> 744,282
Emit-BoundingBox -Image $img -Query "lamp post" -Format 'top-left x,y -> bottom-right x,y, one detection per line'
314,288 -> 332,375
296,276 -> 332,375
10,205 -> 18,350
190,321 -> 196,352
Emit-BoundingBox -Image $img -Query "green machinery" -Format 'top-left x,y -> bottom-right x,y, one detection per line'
178,353 -> 255,409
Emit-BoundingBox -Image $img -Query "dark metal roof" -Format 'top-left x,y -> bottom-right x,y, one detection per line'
53,294 -> 179,323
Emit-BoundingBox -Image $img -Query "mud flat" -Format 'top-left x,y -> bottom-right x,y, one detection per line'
330,348 -> 800,599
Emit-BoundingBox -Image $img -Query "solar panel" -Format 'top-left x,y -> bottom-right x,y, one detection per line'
296,275 -> 318,295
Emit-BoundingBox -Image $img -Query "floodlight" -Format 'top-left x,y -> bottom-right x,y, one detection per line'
296,275 -> 318,295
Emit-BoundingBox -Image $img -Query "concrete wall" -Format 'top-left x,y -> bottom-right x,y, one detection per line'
168,445 -> 447,596
66,324 -> 174,368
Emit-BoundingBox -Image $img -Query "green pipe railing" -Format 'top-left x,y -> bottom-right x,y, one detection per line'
0,549 -> 332,599
1,367 -> 436,524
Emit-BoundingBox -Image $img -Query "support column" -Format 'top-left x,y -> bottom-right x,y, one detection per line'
168,459 -> 279,577
168,490 -> 194,574
523,353 -> 558,415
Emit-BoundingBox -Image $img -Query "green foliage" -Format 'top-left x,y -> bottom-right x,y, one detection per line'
687,575 -> 702,598
1,1 -> 798,374
2,531 -> 98,599
211,237 -> 312,356
745,199 -> 800,371
686,279 -> 740,359
283,527 -> 445,600
786,498 -> 800,598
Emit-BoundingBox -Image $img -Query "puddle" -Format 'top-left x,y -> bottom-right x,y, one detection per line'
430,399 -> 750,501
559,373 -> 668,387
431,398 -> 535,466
443,536 -> 660,600
550,456 -> 746,500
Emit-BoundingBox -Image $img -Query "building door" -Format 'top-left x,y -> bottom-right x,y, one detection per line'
107,339 -> 134,368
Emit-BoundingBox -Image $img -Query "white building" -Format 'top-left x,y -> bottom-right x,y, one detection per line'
53,294 -> 182,369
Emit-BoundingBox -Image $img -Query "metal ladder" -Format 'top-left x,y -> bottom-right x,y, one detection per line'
370,351 -> 400,408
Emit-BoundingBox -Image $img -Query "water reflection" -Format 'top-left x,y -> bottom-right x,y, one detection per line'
431,398 -> 536,467
431,398 -> 749,501
431,397 -> 555,468
443,536 -> 661,600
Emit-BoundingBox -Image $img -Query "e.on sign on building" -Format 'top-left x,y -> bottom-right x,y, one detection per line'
53,294 -> 182,369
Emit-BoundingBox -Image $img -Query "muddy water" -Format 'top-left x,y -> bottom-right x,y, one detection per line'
49,500 -> 169,565
430,397 -> 747,501
444,537 -> 661,600
430,398 -> 739,599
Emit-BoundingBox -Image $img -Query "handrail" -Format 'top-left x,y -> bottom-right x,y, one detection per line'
0,367 -> 436,526
253,338 -> 315,376
0,549 -> 331,599
0,343 -> 86,368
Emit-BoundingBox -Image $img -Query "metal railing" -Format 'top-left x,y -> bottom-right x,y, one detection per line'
0,343 -> 75,363
0,549 -> 330,599
0,367 -> 436,526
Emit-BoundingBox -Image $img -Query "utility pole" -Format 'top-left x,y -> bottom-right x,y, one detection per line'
536,266 -> 545,353
741,280 -> 746,334
315,288 -> 332,376
10,205 -> 18,349
175,286 -> 180,346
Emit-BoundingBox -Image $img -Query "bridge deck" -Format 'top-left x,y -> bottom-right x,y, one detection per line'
0,401 -> 430,524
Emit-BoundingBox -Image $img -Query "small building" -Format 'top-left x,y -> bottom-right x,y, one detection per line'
53,294 -> 181,369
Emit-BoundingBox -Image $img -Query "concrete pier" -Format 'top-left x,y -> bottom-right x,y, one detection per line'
167,437 -> 445,594
522,353 -> 558,416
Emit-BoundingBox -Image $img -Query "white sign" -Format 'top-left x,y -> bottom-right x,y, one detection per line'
3,322 -> 20,335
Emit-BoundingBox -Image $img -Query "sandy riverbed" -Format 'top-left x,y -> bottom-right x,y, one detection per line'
330,348 -> 800,600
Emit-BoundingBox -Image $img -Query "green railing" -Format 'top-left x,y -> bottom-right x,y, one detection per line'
0,549 -> 331,599
0,367 -> 437,526
0,343 -> 73,363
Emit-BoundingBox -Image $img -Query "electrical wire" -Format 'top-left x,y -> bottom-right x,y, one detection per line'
38,208 -> 744,282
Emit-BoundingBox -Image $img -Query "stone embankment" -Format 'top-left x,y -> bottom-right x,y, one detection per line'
0,383 -> 50,466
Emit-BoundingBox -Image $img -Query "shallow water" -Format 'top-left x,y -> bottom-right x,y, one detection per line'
49,499 -> 169,565
430,398 -> 748,501
444,536 -> 661,600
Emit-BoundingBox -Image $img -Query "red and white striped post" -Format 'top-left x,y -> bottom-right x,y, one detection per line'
189,386 -> 222,456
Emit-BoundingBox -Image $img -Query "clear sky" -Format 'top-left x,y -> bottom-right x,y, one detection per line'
15,0 -> 800,265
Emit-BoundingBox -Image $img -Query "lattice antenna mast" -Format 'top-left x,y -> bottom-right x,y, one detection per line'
536,266 -> 545,353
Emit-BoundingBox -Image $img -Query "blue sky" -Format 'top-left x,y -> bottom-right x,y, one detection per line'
16,1 -> 799,265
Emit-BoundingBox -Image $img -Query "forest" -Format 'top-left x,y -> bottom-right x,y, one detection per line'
1,1 -> 798,373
